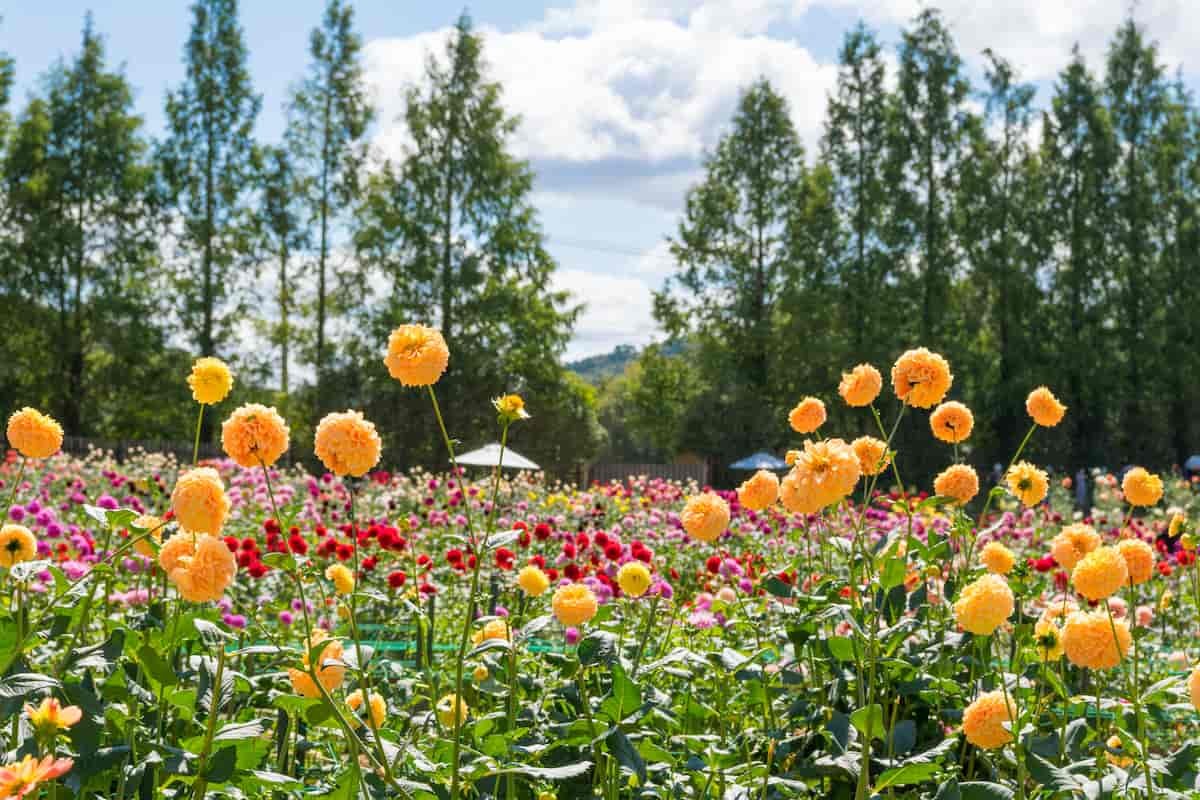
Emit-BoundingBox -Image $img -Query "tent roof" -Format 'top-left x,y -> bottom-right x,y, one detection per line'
455,443 -> 540,470
729,451 -> 788,470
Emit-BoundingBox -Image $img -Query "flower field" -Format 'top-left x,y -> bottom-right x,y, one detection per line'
4,331 -> 1200,799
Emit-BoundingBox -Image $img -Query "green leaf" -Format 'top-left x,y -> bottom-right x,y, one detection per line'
764,576 -> 794,598
137,645 -> 178,687
881,556 -> 907,590
494,762 -> 593,780
827,636 -> 857,662
607,728 -> 647,784
875,762 -> 940,790
958,782 -> 1014,800
1022,750 -> 1081,794
850,703 -> 885,741
261,552 -> 295,571
0,673 -> 61,700
214,719 -> 267,742
577,630 -> 617,666
194,618 -> 232,644
204,745 -> 237,783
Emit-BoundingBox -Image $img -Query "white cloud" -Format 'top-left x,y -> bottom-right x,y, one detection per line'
553,268 -> 660,360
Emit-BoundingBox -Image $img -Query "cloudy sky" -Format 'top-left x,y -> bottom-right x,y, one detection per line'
7,1 -> 1200,360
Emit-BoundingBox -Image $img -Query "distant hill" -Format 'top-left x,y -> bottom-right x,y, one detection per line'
568,344 -> 639,384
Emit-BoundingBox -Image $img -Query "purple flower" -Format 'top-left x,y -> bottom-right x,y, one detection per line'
222,613 -> 248,630
278,611 -> 294,626
565,626 -> 580,645
97,494 -> 118,511
8,505 -> 25,522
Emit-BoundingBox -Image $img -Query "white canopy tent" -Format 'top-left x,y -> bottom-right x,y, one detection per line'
454,443 -> 540,471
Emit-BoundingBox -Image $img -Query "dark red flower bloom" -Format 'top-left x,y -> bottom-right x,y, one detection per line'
248,561 -> 268,578
706,555 -> 721,574
388,570 -> 407,588
545,567 -> 559,582
562,542 -> 576,559
223,536 -> 240,553
530,554 -> 546,569
447,548 -> 463,564
534,522 -> 552,541
361,555 -> 377,572
594,531 -> 610,548
564,563 -> 582,581
495,547 -> 515,570
418,582 -> 437,596
604,543 -> 622,561
335,543 -> 353,561
237,550 -> 254,568
576,532 -> 590,549
289,534 -> 309,555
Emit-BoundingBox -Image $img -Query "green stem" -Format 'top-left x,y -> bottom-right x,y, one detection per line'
192,641 -> 227,799
5,455 -> 27,510
192,404 -> 205,465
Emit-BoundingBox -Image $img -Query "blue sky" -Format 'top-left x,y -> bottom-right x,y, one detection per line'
6,1 -> 1198,360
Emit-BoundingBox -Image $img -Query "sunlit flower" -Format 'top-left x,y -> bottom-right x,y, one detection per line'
5,408 -> 63,459
1117,538 -> 1155,585
953,574 -> 1014,635
979,541 -> 1015,575
314,410 -> 382,477
325,563 -> 355,595
384,324 -> 450,387
131,514 -> 164,559
929,401 -> 973,444
1071,546 -> 1128,601
1033,618 -> 1064,661
552,583 -> 598,626
1105,735 -> 1133,768
472,619 -> 510,645
933,464 -> 979,505
891,348 -> 952,408
436,693 -> 469,728
288,630 -> 345,698
681,493 -> 730,543
1062,610 -> 1130,670
493,394 -> 530,423
736,470 -> 779,511
0,524 -> 37,568
517,565 -> 550,597
158,532 -> 237,603
24,697 -> 82,738
0,754 -> 74,799
220,404 -> 290,468
1122,467 -> 1163,507
851,436 -> 889,476
1050,524 -> 1101,571
838,364 -> 882,407
1006,461 -> 1048,506
347,689 -> 387,728
788,397 -> 826,434
170,467 -> 230,536
187,357 -> 233,405
1025,386 -> 1066,427
962,690 -> 1014,749
780,439 -> 861,514
617,562 -> 652,597
1188,667 -> 1200,712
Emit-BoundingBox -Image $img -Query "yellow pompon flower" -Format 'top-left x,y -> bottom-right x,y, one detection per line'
737,470 -> 779,511
1169,512 -> 1187,538
1188,667 -> 1200,711
838,364 -> 882,407
1050,524 -> 1101,571
314,410 -> 382,477
1006,461 -> 1048,507
961,690 -> 1014,750
953,574 -> 1014,635
1105,735 -> 1134,768
552,583 -> 598,626
347,689 -> 387,729
472,618 -> 510,646
24,697 -> 82,737
517,565 -> 550,597
1025,386 -> 1066,427
1033,618 -> 1064,661
891,348 -> 953,409
158,532 -> 237,603
1062,610 -> 1131,670
784,449 -> 800,467
851,436 -> 890,476
187,357 -> 234,405
131,515 -> 164,559
0,524 -> 38,568
787,397 -> 826,434
325,563 -> 356,595
1116,538 -> 1155,585
934,464 -> 979,505
680,493 -> 730,543
493,394 -> 530,423
979,541 -> 1015,575
780,439 -> 862,514
1122,467 -> 1163,507
617,562 -> 652,597
220,403 -> 290,468
929,401 -> 974,444
170,467 -> 230,536
0,754 -> 74,799
384,324 -> 450,387
473,664 -> 489,683
436,693 -> 469,728
1071,546 -> 1128,601
5,408 -> 64,459
288,630 -> 346,698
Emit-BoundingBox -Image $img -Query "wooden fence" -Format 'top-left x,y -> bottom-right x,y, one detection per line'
585,462 -> 708,486
60,436 -> 223,463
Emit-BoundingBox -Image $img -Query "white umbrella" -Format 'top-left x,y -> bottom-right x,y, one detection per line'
454,443 -> 540,471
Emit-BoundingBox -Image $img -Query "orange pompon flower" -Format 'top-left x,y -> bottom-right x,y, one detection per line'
891,348 -> 952,409
787,397 -> 826,434
517,565 -> 550,597
1117,538 -> 1155,585
962,690 -> 1014,749
472,618 -> 510,645
1026,386 -> 1066,427
288,630 -> 346,698
979,541 -> 1015,575
851,436 -> 890,476
347,689 -> 387,729
1121,467 -> 1163,507
0,755 -> 74,799
838,364 -> 882,407
158,532 -> 237,603
0,524 -> 37,568
25,697 -> 82,737
681,493 -> 730,543
1188,666 -> 1200,711
781,439 -> 861,514
934,464 -> 979,505
220,404 -> 290,468
552,583 -> 598,626
1062,610 -> 1130,670
384,324 -> 450,387
737,470 -> 779,511
170,467 -> 230,536
1071,546 -> 1129,602
1050,524 -> 1101,571
187,357 -> 234,405
314,410 -> 382,477
325,563 -> 355,595
131,515 -> 164,559
953,574 -> 1014,635
6,408 -> 64,460
1006,461 -> 1048,506
929,401 -> 974,444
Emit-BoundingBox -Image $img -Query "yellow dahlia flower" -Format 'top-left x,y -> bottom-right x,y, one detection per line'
780,439 -> 861,514
1071,546 -> 1128,601
5,408 -> 63,459
170,467 -> 230,536
1006,461 -> 1048,507
979,541 -> 1015,575
187,357 -> 233,405
1050,524 -> 1101,571
1025,386 -> 1066,427
891,348 -> 952,409
552,583 -> 598,626
929,401 -> 973,444
1033,618 -> 1064,661
787,397 -> 826,434
737,470 -> 779,511
1188,667 -> 1200,711
681,493 -> 730,543
934,464 -> 979,505
953,574 -> 1014,635
0,524 -> 37,568
1062,610 -> 1130,670
384,324 -> 449,387
325,563 -> 355,595
220,403 -> 290,468
851,436 -> 889,476
288,630 -> 345,698
131,515 -> 163,559
1116,538 -> 1154,585
436,694 -> 469,728
617,562 -> 652,597
472,618 -> 510,645
158,531 -> 236,603
1122,467 -> 1163,507
517,565 -> 550,597
962,690 -> 1014,749
347,690 -> 386,728
314,410 -> 382,477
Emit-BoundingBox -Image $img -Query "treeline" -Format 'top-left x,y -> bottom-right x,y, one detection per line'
0,4 -> 605,472
604,12 -> 1200,478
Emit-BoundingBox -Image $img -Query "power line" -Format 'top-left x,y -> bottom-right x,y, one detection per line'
545,235 -> 675,262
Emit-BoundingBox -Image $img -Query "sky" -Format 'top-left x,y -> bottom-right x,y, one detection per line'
6,0 -> 1200,361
